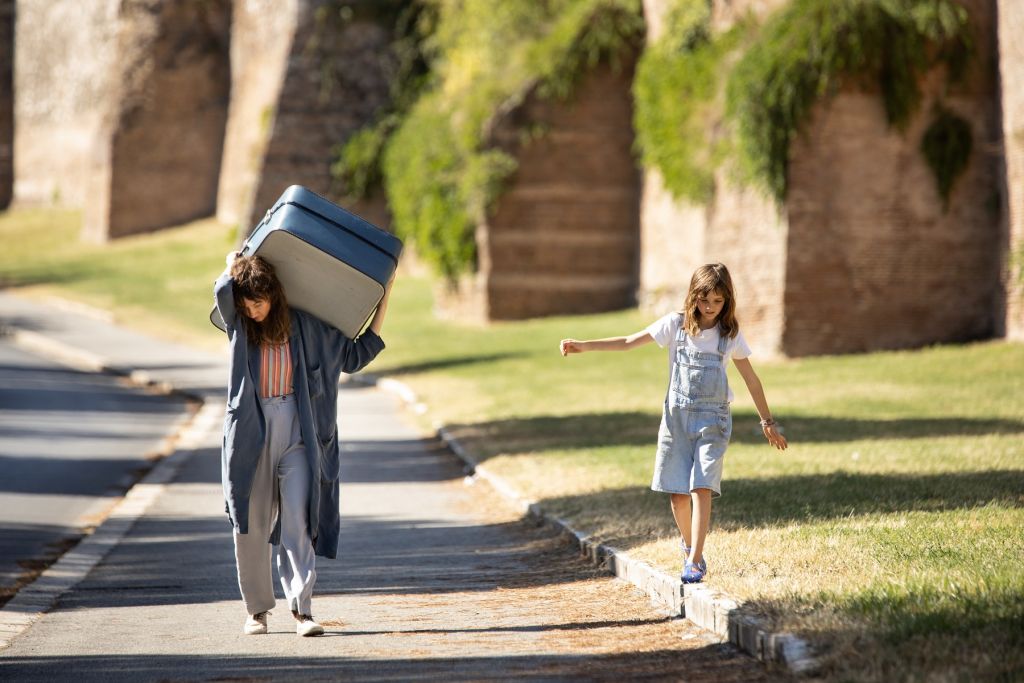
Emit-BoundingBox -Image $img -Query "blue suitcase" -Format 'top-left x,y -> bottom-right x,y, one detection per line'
210,185 -> 402,338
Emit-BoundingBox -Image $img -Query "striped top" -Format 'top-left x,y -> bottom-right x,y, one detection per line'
259,341 -> 293,398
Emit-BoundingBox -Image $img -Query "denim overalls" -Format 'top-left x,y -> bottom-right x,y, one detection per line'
651,323 -> 733,496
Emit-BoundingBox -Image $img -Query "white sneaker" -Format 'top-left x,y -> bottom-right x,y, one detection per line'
243,611 -> 270,635
294,614 -> 324,637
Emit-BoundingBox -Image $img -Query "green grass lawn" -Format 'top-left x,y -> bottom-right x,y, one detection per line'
2,208 -> 1022,680
0,208 -> 235,350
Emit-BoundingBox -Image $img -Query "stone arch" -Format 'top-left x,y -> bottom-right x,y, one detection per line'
781,0 -> 1000,355
83,0 -> 231,242
448,58 -> 642,320
237,0 -> 400,239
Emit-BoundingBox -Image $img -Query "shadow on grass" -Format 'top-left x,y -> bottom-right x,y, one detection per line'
731,414 -> 1024,443
736,587 -> 1024,681
0,266 -> 96,290
444,411 -> 1024,461
445,412 -> 660,460
539,468 -> 1024,538
379,351 -> 530,376
716,469 -> 1024,528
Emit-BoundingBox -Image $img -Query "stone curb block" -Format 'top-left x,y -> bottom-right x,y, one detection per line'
350,371 -> 820,676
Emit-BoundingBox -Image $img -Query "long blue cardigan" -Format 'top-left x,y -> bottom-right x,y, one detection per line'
214,272 -> 385,559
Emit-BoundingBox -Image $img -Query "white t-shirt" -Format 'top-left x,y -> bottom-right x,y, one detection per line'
645,312 -> 751,402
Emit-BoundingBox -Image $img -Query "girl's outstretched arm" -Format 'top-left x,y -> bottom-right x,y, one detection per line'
733,357 -> 788,450
560,331 -> 654,356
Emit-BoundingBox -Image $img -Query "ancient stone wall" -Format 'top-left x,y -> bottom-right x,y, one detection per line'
639,0 -> 787,354
707,0 -> 789,32
642,0 -> 788,42
0,0 -> 12,209
83,0 -> 231,242
639,0 -> 1002,356
640,177 -> 787,355
242,1 -> 397,237
216,0 -> 299,230
784,0 -> 1000,355
13,0 -> 120,206
461,59 -> 640,320
997,0 -> 1024,341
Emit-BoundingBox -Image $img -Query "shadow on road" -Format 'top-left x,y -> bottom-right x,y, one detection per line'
0,643 -> 774,682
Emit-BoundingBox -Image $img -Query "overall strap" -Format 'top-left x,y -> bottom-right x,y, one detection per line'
677,319 -> 727,359
675,316 -> 687,344
716,326 -> 729,356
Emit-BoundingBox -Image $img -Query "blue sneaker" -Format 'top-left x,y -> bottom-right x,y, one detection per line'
681,560 -> 706,584
681,540 -> 707,574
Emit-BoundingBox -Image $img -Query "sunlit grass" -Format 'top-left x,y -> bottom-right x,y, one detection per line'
0,208 -> 234,350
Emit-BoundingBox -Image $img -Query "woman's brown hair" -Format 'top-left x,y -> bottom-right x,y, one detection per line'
680,263 -> 739,338
230,255 -> 291,346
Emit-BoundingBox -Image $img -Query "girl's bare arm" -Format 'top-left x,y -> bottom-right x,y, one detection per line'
560,331 -> 654,355
733,357 -> 787,450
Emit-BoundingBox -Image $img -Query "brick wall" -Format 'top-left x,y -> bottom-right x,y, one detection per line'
83,0 -> 231,241
784,0 -> 1000,355
13,0 -> 119,206
640,171 -> 787,356
708,0 -> 789,32
0,0 -> 12,209
459,59 -> 641,320
639,0 -> 787,355
215,0 -> 300,230
243,0 -> 397,236
997,0 -> 1024,340
640,0 -> 1001,356
641,0 -> 788,41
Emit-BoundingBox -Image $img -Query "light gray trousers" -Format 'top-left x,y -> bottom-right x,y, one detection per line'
233,394 -> 316,616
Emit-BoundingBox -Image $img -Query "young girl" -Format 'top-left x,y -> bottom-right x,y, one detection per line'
214,252 -> 391,635
559,263 -> 786,583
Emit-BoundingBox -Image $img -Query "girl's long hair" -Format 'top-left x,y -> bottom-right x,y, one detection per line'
230,255 -> 291,347
680,263 -> 739,338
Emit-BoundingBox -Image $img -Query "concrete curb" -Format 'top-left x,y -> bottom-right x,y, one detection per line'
0,329 -> 223,651
358,372 -> 820,676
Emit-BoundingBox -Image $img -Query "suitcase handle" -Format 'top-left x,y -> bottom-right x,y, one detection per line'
274,200 -> 400,267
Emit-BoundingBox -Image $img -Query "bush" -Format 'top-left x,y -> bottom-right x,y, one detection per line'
726,0 -> 971,203
632,1 -> 751,202
379,0 -> 643,279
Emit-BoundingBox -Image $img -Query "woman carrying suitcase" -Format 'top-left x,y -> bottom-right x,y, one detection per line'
215,251 -> 391,636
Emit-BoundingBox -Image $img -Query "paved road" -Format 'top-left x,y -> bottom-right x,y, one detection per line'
0,337 -> 189,604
